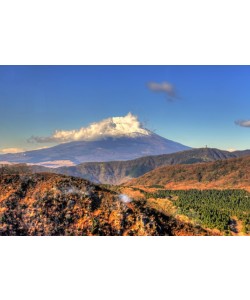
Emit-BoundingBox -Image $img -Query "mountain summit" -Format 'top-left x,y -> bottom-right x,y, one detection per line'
0,113 -> 190,166
29,113 -> 152,143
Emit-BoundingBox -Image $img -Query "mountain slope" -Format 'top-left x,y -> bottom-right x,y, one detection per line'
0,173 -> 210,236
0,134 -> 190,165
54,148 -> 240,184
126,155 -> 250,191
0,113 -> 190,165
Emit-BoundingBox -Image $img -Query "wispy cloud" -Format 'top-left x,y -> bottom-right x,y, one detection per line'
235,120 -> 250,127
28,113 -> 151,144
0,147 -> 24,154
147,81 -> 177,100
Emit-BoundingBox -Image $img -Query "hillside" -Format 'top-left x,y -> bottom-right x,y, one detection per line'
126,155 -> 250,191
0,163 -> 48,175
54,148 -> 240,184
119,186 -> 250,235
0,173 -> 209,236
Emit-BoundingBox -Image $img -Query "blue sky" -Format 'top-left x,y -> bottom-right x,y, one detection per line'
0,65 -> 250,152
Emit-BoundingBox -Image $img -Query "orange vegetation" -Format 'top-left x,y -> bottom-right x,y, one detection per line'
0,173 -> 213,236
126,156 -> 250,192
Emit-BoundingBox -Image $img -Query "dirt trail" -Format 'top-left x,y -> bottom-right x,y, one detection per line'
230,217 -> 247,236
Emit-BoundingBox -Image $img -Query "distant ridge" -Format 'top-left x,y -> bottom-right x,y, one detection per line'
52,147 -> 244,184
2,147 -> 249,185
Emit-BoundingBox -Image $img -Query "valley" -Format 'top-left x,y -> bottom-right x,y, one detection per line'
1,147 -> 248,185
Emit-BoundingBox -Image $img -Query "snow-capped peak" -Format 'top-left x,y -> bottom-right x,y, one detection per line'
30,113 -> 152,143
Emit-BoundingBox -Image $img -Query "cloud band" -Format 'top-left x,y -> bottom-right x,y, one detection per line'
28,113 -> 151,143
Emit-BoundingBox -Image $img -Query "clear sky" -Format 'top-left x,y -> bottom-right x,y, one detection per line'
0,65 -> 250,152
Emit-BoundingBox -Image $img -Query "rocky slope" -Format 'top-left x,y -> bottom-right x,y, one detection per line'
0,173 -> 210,236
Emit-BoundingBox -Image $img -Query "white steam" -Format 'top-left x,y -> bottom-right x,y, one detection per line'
29,112 -> 151,143
118,194 -> 132,203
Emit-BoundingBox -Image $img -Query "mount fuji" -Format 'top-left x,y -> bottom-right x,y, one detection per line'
0,113 -> 191,166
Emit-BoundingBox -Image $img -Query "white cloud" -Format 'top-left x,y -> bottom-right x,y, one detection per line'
147,81 -> 176,99
227,148 -> 236,152
29,113 -> 151,143
235,120 -> 250,127
0,147 -> 24,154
